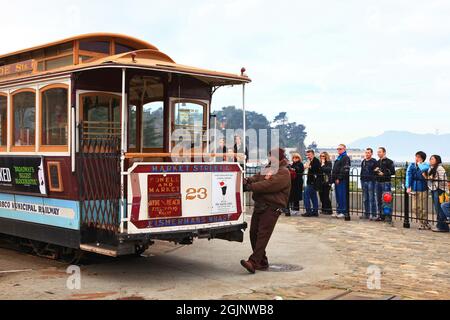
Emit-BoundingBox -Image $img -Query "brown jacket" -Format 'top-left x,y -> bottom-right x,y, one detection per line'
247,159 -> 292,210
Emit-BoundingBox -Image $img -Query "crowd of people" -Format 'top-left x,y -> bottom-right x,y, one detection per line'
285,145 -> 450,233
239,146 -> 449,274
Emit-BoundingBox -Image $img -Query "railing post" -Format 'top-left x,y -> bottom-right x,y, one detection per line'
403,162 -> 410,228
345,174 -> 351,221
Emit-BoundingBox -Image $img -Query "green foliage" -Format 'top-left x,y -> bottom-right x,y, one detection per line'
394,167 -> 407,192
444,164 -> 450,177
214,107 -> 307,153
142,107 -> 164,148
274,120 -> 307,155
214,106 -> 271,131
349,181 -> 359,192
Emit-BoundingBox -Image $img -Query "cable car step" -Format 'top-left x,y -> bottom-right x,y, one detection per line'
80,243 -> 118,257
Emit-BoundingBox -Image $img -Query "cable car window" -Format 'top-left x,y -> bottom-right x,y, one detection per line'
41,87 -> 68,146
13,91 -> 36,146
79,40 -> 110,54
174,102 -> 204,127
142,101 -> 164,149
79,55 -> 94,63
128,104 -> 137,149
82,94 -> 121,138
115,43 -> 136,54
45,55 -> 74,70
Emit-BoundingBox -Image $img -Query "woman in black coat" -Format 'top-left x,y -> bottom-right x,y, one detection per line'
319,152 -> 333,215
287,153 -> 305,215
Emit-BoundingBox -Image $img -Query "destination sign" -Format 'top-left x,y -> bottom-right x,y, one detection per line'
0,60 -> 36,79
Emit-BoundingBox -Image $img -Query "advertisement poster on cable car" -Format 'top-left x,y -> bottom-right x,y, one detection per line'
211,172 -> 238,215
0,156 -> 47,196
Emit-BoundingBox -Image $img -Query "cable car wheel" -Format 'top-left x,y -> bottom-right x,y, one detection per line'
56,247 -> 84,264
15,238 -> 83,264
134,243 -> 149,256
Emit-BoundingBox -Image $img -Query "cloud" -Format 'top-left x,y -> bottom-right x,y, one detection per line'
1,0 -> 450,150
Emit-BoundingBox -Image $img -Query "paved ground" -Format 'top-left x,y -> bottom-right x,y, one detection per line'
0,212 -> 449,300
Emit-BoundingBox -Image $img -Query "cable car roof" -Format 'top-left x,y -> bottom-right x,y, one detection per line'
0,33 -> 159,60
0,33 -> 250,87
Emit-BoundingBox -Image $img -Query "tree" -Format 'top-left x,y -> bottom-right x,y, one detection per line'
213,106 -> 307,156
289,123 -> 307,155
272,115 -> 307,154
142,107 -> 163,147
273,112 -> 288,126
307,141 -> 318,153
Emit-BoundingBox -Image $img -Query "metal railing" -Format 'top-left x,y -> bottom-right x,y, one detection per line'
245,165 -> 450,228
77,123 -> 121,236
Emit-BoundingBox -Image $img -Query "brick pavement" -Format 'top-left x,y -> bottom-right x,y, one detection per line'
227,214 -> 450,300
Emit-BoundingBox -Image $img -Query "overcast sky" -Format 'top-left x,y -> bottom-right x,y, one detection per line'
2,0 -> 450,147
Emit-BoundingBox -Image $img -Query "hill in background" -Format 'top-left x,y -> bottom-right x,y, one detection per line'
350,131 -> 450,162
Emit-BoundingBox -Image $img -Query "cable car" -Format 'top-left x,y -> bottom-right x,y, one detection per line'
0,33 -> 250,259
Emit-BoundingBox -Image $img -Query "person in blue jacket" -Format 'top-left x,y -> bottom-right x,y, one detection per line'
405,151 -> 431,230
331,144 -> 351,219
441,201 -> 450,228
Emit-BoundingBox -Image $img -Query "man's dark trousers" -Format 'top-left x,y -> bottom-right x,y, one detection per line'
249,207 -> 281,268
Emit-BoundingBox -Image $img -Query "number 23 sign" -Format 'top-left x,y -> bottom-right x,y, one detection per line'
186,188 -> 208,200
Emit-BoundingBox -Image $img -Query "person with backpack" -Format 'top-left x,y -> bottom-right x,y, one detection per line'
302,150 -> 322,217
360,148 -> 378,220
319,152 -> 333,215
424,155 -> 449,232
406,151 -> 431,230
373,147 -> 396,222
287,153 -> 304,216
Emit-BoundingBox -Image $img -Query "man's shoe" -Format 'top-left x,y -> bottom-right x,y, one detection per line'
418,224 -> 432,231
301,212 -> 311,217
432,227 -> 449,233
337,214 -> 346,219
240,260 -> 256,274
310,212 -> 319,217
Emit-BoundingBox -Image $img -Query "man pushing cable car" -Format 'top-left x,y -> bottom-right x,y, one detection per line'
240,148 -> 291,274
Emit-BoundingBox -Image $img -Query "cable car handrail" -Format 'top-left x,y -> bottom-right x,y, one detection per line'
124,152 -> 245,159
80,126 -> 120,131
82,121 -> 121,125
